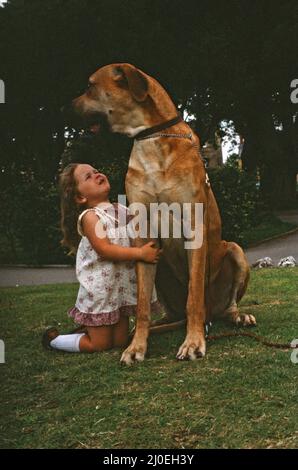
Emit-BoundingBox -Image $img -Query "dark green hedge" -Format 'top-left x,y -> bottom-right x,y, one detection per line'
208,161 -> 260,247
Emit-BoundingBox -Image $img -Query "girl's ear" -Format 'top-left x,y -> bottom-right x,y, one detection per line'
75,194 -> 87,205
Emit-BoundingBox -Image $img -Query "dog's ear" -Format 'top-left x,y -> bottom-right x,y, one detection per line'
113,64 -> 148,102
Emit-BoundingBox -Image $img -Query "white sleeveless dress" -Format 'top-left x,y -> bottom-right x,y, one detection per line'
68,202 -> 160,326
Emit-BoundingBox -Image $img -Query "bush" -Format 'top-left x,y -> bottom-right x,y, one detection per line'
208,162 -> 260,246
0,176 -> 70,265
0,133 -> 132,265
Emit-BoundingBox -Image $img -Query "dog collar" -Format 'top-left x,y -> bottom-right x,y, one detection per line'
135,115 -> 183,140
134,114 -> 211,177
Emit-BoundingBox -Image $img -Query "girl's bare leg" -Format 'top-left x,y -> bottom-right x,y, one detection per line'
79,325 -> 113,352
112,316 -> 129,348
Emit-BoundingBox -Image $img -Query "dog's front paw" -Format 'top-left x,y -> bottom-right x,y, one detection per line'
236,314 -> 256,327
176,335 -> 206,361
120,343 -> 147,366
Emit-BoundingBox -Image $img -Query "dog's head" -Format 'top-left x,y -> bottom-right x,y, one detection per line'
70,63 -> 177,137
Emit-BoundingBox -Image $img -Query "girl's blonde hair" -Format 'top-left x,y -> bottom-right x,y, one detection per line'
59,163 -> 84,255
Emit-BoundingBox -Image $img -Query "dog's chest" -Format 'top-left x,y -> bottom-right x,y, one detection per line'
126,164 -> 175,203
126,141 -> 200,203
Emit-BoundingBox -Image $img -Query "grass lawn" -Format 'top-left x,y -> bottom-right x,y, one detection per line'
0,268 -> 297,449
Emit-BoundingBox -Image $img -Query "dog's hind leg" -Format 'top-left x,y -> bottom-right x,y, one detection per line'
210,242 -> 256,327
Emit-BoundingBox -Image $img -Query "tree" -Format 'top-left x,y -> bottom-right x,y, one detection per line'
0,0 -> 297,227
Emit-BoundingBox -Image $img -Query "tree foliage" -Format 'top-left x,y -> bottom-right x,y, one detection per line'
0,0 -> 297,262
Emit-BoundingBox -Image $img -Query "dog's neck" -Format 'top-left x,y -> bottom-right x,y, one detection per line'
134,115 -> 183,140
107,107 -> 148,137
113,115 -> 183,139
109,91 -> 179,138
120,125 -> 147,138
129,119 -> 196,174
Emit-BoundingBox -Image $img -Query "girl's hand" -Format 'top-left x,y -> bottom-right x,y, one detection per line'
139,241 -> 162,263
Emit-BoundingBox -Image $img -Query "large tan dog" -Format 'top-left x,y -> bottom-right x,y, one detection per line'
72,63 -> 256,364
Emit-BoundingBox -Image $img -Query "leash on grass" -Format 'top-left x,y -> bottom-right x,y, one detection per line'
149,320 -> 295,350
206,331 -> 294,350
71,320 -> 295,350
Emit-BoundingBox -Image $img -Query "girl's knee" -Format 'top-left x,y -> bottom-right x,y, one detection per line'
112,316 -> 129,348
86,325 -> 113,352
79,331 -> 113,352
86,335 -> 126,351
113,337 -> 129,349
91,340 -> 113,352
83,342 -> 112,353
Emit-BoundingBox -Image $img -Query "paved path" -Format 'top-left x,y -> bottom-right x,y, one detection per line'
0,211 -> 297,287
244,230 -> 298,265
245,210 -> 298,266
0,266 -> 77,287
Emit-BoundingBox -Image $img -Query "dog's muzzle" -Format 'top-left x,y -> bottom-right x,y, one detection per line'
61,103 -> 109,135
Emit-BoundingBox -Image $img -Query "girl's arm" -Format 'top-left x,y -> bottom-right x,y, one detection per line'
81,210 -> 160,263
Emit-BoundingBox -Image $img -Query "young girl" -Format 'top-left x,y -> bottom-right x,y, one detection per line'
42,163 -> 161,353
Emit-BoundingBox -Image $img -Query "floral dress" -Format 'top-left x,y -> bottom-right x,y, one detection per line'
68,202 -> 160,326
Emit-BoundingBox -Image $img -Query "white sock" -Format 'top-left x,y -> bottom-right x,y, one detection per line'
50,333 -> 84,353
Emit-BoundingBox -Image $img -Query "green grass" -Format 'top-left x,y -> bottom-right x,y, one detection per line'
0,268 -> 298,449
242,213 -> 297,247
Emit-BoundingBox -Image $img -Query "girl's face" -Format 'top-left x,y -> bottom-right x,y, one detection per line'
74,164 -> 110,207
